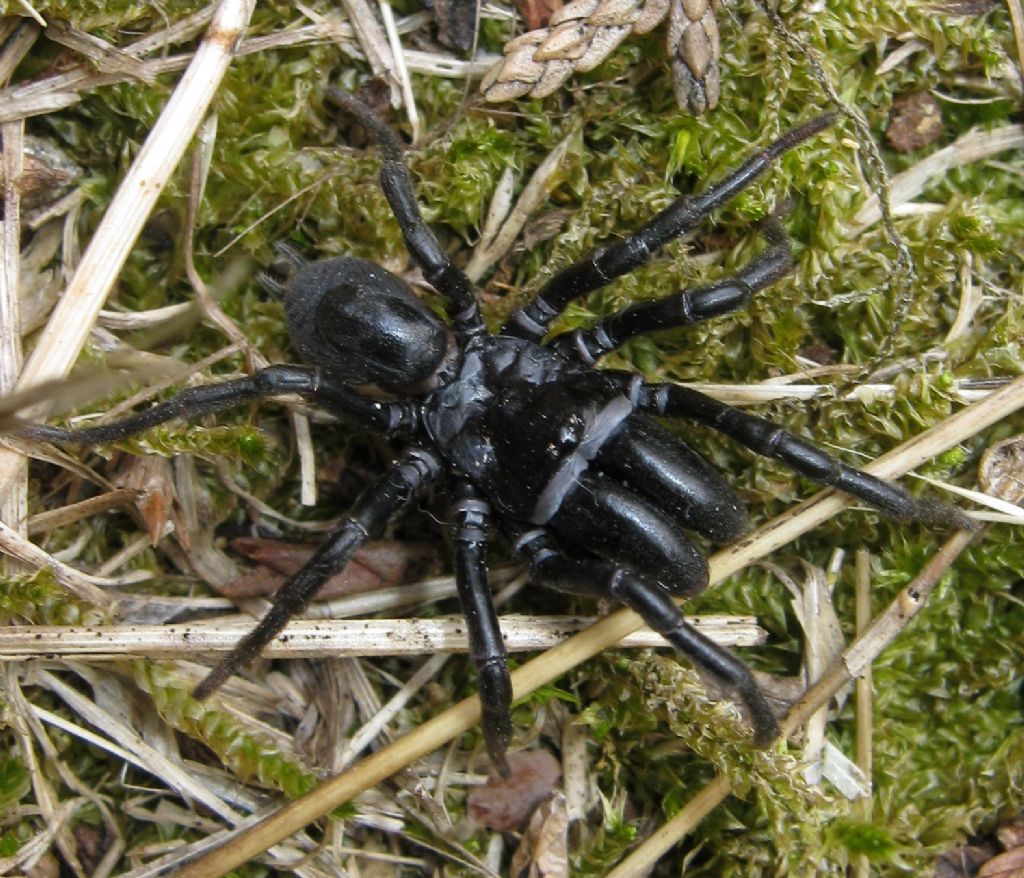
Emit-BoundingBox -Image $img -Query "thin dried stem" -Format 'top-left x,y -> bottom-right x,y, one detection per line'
0,518 -> 126,605
1,118 -> 26,539
851,123 -> 1024,231
1006,0 -> 1024,89
464,133 -> 574,282
852,548 -> 873,878
0,613 -> 763,661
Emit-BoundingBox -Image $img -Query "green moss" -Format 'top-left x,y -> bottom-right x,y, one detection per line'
0,572 -> 106,627
0,756 -> 30,809
132,661 -> 320,800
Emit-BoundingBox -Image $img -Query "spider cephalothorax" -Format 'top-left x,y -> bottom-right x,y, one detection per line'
20,93 -> 971,774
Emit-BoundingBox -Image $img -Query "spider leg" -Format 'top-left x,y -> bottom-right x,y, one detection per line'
15,365 -> 415,445
502,113 -> 836,342
194,446 -> 442,698
550,220 -> 791,364
450,481 -> 512,776
513,529 -> 780,746
634,380 -> 975,530
328,88 -> 484,338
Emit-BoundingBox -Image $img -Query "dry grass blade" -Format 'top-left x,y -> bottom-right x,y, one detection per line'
170,372 -> 1024,878
605,527 -> 976,878
0,613 -> 763,660
0,518 -> 121,605
1007,0 -> 1024,87
1,117 -> 26,536
852,123 -> 1024,231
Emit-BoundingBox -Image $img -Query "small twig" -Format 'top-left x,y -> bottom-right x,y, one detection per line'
0,18 -> 39,87
26,488 -> 139,537
168,371 -> 1024,878
0,613 -> 763,660
852,548 -> 873,878
337,0 -> 401,100
851,123 -> 1024,231
44,20 -> 156,84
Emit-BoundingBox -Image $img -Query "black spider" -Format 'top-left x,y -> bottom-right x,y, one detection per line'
21,94 -> 971,775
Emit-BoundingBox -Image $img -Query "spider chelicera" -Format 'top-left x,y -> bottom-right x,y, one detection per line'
22,93 -> 971,775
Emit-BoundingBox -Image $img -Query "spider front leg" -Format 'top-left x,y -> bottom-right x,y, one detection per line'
550,219 -> 791,365
514,529 -> 780,746
635,381 -> 975,531
15,365 -> 414,444
195,446 -> 441,697
503,113 -> 836,342
328,88 -> 484,338
450,481 -> 512,775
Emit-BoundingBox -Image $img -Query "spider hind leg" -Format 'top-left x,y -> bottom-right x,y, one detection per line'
450,481 -> 512,776
515,532 -> 780,746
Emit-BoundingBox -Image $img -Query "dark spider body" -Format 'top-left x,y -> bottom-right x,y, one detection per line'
20,94 -> 972,775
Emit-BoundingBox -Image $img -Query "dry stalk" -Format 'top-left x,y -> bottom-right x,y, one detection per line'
0,518 -> 126,605
0,613 -> 763,661
480,0 -> 722,113
26,488 -> 138,537
1,118 -> 26,537
1007,0 -> 1024,88
30,667 -> 326,878
33,668 -> 243,824
169,371 -> 1024,878
44,20 -> 157,84
379,0 -> 420,140
0,10 -> 215,125
606,527 -> 976,878
852,547 -> 873,878
464,132 -> 574,282
852,123 -> 1024,231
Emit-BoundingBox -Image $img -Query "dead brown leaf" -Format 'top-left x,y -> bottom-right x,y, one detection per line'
509,791 -> 569,878
468,749 -> 562,832
979,845 -> 1024,878
222,537 -> 439,599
